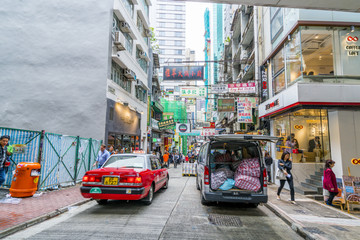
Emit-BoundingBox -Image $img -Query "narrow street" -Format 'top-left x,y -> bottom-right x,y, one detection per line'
6,167 -> 302,240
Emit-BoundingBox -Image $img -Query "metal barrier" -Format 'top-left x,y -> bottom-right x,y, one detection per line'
0,127 -> 101,190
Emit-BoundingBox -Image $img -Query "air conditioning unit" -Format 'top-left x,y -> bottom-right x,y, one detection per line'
120,22 -> 131,33
124,68 -> 136,79
140,51 -> 147,59
143,29 -> 151,37
114,31 -> 126,51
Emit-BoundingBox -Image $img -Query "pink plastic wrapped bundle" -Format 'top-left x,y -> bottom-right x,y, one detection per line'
236,158 -> 260,178
211,170 -> 227,190
215,167 -> 234,179
215,153 -> 232,162
234,174 -> 261,192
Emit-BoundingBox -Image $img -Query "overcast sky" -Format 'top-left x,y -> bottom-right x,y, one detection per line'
186,2 -> 212,61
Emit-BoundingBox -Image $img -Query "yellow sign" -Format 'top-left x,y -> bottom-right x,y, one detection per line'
351,158 -> 360,165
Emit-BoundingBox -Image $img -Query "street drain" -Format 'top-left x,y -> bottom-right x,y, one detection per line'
208,214 -> 242,227
303,227 -> 325,235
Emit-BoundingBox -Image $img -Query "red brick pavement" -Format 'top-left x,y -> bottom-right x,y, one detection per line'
0,185 -> 86,232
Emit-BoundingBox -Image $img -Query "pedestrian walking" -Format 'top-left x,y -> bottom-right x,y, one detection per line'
264,151 -> 273,183
169,152 -> 173,168
323,159 -> 338,206
93,144 -> 110,168
277,152 -> 296,204
174,153 -> 179,168
163,151 -> 169,168
0,135 -> 11,186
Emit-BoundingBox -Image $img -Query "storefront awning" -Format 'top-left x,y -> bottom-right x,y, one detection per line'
152,101 -> 164,113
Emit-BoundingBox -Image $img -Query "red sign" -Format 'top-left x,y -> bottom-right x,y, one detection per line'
203,122 -> 215,129
347,36 -> 359,42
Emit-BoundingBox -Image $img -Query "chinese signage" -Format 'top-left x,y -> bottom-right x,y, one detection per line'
158,119 -> 175,130
228,82 -> 256,94
211,84 -> 228,94
163,66 -> 204,81
237,97 -> 257,123
162,112 -> 174,120
180,87 -> 206,97
201,128 -> 216,136
218,98 -> 235,112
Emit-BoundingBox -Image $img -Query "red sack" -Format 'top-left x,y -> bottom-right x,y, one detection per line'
234,174 -> 261,192
236,158 -> 261,178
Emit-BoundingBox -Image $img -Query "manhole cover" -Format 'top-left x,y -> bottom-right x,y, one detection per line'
294,209 -> 307,214
303,227 -> 325,235
331,225 -> 349,232
208,214 -> 242,227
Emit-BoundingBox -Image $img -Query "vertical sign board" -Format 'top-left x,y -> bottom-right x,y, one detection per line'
237,97 -> 258,123
163,66 -> 204,81
260,66 -> 268,101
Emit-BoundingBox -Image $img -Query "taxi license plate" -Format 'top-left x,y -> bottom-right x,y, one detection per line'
103,177 -> 119,185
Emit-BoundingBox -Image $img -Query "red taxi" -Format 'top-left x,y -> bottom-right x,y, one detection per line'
80,154 -> 168,205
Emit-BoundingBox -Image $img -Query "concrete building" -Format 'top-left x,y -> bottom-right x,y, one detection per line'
0,0 -> 152,151
151,0 -> 186,97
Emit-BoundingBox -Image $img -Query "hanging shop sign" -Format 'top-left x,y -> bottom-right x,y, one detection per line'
162,112 -> 174,120
211,84 -> 228,94
179,130 -> 201,136
163,66 -> 204,81
158,119 -> 175,130
228,82 -> 256,94
260,66 -> 268,101
180,87 -> 206,97
176,123 -> 191,133
201,128 -> 216,136
237,97 -> 256,123
218,98 -> 235,112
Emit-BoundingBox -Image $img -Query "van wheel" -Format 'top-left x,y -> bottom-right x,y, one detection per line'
96,199 -> 108,205
200,192 -> 211,206
143,185 -> 154,205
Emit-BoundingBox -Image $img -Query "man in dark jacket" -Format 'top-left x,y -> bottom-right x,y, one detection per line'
264,151 -> 273,183
0,136 -> 11,186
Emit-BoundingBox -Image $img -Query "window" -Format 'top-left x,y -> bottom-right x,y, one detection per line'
175,40 -> 183,46
111,61 -> 132,93
109,107 -> 114,121
175,49 -> 183,55
136,48 -> 148,73
174,32 -> 183,37
285,30 -> 302,84
136,85 -> 148,103
272,49 -> 285,94
174,58 -> 182,63
159,40 -> 166,45
122,0 -> 134,18
270,8 -> 283,42
158,22 -> 166,28
301,26 -> 334,77
159,13 -> 166,19
124,32 -> 133,54
158,31 -> 166,37
175,23 -> 183,29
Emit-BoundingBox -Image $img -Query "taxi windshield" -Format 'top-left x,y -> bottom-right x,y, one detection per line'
103,155 -> 145,168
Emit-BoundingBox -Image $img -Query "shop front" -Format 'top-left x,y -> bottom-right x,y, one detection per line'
106,99 -> 141,153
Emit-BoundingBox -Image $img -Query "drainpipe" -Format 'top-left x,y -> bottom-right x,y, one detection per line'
253,6 -> 260,130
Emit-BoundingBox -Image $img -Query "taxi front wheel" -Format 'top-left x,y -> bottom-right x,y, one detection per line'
96,199 -> 108,205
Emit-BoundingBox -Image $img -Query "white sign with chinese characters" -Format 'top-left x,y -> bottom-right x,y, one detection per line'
201,128 -> 216,136
180,87 -> 206,97
228,82 -> 256,94
211,84 -> 228,94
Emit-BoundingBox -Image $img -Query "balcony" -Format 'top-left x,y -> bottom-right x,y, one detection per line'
240,13 -> 254,47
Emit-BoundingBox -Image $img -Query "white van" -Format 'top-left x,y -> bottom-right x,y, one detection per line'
196,134 -> 278,207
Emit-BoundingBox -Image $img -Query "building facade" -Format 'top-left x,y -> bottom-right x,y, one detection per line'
257,8 -> 360,191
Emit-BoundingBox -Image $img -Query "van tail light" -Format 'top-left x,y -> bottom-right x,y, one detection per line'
263,168 -> 267,187
204,166 -> 209,185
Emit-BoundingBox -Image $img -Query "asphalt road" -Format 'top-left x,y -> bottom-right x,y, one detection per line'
6,166 -> 303,240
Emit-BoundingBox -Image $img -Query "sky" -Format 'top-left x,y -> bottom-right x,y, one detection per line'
186,2 -> 212,61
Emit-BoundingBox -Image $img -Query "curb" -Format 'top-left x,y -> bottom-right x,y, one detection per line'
0,199 -> 92,239
264,202 -> 317,240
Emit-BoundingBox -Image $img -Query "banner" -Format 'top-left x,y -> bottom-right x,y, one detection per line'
237,97 -> 257,123
218,98 -> 235,112
180,87 -> 206,97
158,119 -> 175,130
228,82 -> 256,94
163,66 -> 204,81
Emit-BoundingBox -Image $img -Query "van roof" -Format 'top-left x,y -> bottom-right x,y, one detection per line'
209,134 -> 279,142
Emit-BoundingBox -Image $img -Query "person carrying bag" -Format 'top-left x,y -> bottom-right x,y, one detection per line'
276,152 -> 296,204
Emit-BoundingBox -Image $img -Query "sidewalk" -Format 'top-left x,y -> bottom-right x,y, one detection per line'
265,184 -> 360,240
0,185 -> 90,238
